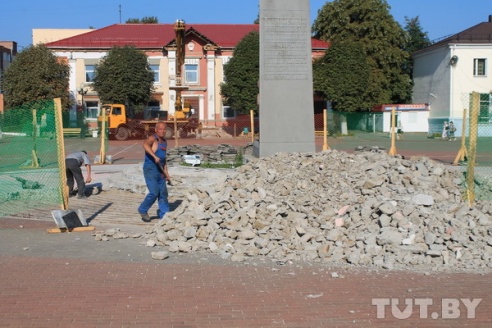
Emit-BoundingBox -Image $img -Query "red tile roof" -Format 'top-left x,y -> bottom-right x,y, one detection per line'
46,23 -> 328,50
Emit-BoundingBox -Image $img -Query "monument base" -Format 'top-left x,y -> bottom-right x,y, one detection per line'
253,140 -> 315,158
253,140 -> 260,158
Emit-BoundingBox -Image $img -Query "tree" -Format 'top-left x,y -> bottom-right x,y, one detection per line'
2,44 -> 71,109
312,0 -> 412,110
126,16 -> 159,24
220,31 -> 259,115
313,41 -> 370,112
92,45 -> 154,113
404,16 -> 431,54
403,16 -> 431,78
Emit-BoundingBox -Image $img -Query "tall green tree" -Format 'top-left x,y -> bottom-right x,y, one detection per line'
404,16 -> 431,54
312,0 -> 412,110
220,31 -> 259,115
93,45 -> 154,113
313,41 -> 370,112
2,44 -> 71,109
403,16 -> 431,78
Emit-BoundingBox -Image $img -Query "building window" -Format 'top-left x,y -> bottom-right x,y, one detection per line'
473,59 -> 486,76
85,101 -> 99,119
3,52 -> 11,63
478,93 -> 492,123
222,106 -> 236,119
150,64 -> 160,83
185,64 -> 198,84
85,65 -> 95,82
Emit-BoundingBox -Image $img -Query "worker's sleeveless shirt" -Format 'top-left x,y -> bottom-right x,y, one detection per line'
144,134 -> 167,166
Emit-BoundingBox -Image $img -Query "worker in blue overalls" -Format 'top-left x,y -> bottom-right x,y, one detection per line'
138,122 -> 171,222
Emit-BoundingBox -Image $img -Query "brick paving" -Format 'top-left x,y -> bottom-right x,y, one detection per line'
1,133 -> 491,327
1,214 -> 491,327
0,227 -> 491,328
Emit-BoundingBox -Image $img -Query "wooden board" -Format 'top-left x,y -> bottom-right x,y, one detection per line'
47,226 -> 96,234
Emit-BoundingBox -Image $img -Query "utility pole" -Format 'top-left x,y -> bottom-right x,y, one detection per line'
174,19 -> 186,113
169,19 -> 188,146
119,4 -> 122,23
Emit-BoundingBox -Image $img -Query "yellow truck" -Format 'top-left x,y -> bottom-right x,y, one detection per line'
99,104 -> 198,141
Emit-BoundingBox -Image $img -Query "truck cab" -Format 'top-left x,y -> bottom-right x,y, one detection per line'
101,104 -> 126,129
99,104 -> 140,140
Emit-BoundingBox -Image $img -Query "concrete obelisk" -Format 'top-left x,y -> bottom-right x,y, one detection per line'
254,0 -> 315,157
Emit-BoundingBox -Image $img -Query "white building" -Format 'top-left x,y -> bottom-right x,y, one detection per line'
372,104 -> 429,133
412,15 -> 492,137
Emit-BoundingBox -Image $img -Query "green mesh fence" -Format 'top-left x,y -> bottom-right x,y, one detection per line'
0,100 -> 63,217
314,111 -> 384,136
460,92 -> 492,202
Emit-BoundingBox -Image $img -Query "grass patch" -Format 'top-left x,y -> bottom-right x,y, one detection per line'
427,132 -> 442,139
331,131 -> 355,137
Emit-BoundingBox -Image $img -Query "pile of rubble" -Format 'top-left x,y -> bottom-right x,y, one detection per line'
166,144 -> 249,165
143,150 -> 492,272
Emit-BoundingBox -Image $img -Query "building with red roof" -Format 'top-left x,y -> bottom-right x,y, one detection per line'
42,23 -> 328,131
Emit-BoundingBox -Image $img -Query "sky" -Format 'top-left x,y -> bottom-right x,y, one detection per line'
2,0 -> 491,50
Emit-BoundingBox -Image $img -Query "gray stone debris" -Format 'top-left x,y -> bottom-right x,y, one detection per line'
146,150 -> 492,271
106,147 -> 492,272
151,251 -> 169,260
166,144 -> 248,165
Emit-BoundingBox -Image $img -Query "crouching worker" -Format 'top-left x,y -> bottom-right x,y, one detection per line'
138,122 -> 171,222
65,151 -> 92,199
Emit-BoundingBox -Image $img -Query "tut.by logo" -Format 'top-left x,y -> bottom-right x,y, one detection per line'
372,298 -> 482,319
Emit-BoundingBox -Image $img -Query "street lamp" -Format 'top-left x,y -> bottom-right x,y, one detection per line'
77,86 -> 88,112
76,86 -> 89,138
